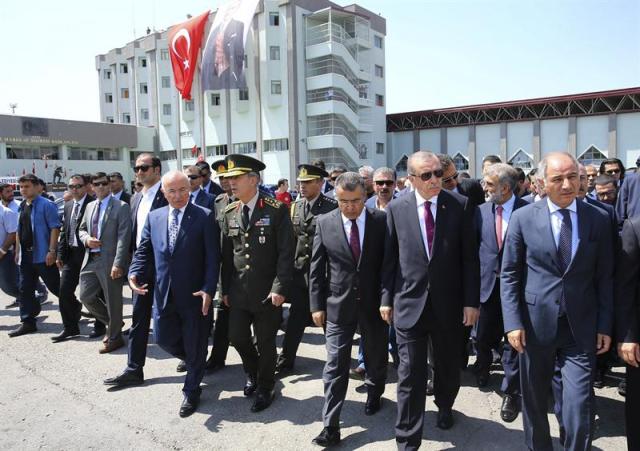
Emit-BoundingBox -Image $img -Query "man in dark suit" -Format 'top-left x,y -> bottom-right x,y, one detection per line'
616,216 -> 640,451
196,161 -> 224,197
277,164 -> 337,373
381,151 -> 480,449
475,164 -> 528,423
129,171 -> 220,417
309,172 -> 388,447
104,153 -> 167,388
311,159 -> 333,194
109,172 -> 131,204
501,152 -> 614,451
185,166 -> 216,210
52,174 -> 95,342
202,13 -> 246,91
616,172 -> 640,229
220,154 -> 294,413
439,154 -> 485,208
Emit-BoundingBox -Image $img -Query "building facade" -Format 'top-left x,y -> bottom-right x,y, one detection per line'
95,0 -> 387,183
386,87 -> 640,177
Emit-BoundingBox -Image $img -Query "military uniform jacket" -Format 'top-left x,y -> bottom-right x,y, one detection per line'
221,193 -> 295,311
290,194 -> 338,276
214,193 -> 232,230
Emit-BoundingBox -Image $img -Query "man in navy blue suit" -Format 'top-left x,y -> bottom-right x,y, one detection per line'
185,166 -> 216,210
475,163 -> 528,423
128,171 -> 220,417
501,152 -> 614,451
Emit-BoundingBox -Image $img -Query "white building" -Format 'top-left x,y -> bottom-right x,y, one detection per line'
96,0 -> 387,183
387,87 -> 640,177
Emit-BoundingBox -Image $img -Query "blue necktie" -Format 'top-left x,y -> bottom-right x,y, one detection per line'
557,209 -> 572,315
169,209 -> 180,253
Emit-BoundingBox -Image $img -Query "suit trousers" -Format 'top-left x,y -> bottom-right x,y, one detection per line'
229,305 -> 282,390
126,287 -> 154,372
209,304 -> 230,364
0,250 -> 19,300
57,247 -> 84,330
78,254 -> 124,341
520,316 -> 595,451
280,276 -> 311,365
476,281 -> 520,396
18,250 -> 60,324
626,364 -> 640,451
155,297 -> 211,398
323,317 -> 388,427
395,301 -> 462,450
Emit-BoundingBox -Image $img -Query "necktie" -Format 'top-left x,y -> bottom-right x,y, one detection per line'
349,219 -> 361,263
242,205 -> 250,229
424,201 -> 435,256
304,201 -> 311,217
92,202 -> 100,238
168,209 -> 180,253
495,205 -> 504,250
190,193 -> 195,204
557,209 -> 572,273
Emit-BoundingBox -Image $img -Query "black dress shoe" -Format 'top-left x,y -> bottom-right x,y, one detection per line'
88,326 -> 107,339
51,328 -> 80,343
275,356 -> 294,374
244,374 -> 258,396
426,378 -> 434,396
176,360 -> 187,373
179,395 -> 199,418
436,408 -> 454,429
365,395 -> 382,415
205,357 -> 226,373
500,395 -> 519,423
8,322 -> 37,337
103,370 -> 144,388
251,388 -> 275,412
593,369 -> 606,389
619,380 -> 627,397
476,371 -> 490,388
312,426 -> 341,447
5,300 -> 19,309
559,427 -> 566,447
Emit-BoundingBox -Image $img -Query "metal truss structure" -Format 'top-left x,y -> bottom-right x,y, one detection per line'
387,87 -> 640,132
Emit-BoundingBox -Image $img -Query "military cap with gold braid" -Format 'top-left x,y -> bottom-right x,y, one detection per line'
211,158 -> 227,176
221,154 -> 266,178
297,164 -> 328,181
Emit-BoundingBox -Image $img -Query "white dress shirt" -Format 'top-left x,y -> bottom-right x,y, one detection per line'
136,180 -> 161,247
547,198 -> 579,259
495,194 -> 516,243
415,190 -> 438,259
341,208 -> 366,251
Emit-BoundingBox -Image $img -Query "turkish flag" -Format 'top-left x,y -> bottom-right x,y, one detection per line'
168,11 -> 210,100
191,145 -> 198,156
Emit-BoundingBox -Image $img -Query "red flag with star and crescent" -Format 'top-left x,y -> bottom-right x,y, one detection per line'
167,10 -> 210,100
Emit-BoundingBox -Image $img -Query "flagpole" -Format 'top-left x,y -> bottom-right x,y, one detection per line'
176,89 -> 183,170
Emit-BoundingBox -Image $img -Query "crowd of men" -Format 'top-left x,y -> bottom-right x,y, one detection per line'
0,150 -> 639,451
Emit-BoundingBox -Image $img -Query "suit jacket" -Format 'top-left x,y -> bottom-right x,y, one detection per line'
57,194 -> 95,262
585,196 -> 619,252
205,181 -> 224,197
79,196 -> 131,271
500,199 -> 614,353
457,178 -> 485,208
129,187 -> 168,253
616,172 -> 640,229
365,194 -> 396,210
129,203 -> 220,313
616,216 -> 640,343
192,189 -> 216,211
309,208 -> 387,325
323,180 -> 334,194
476,196 -> 529,303
116,191 -> 131,205
381,189 -> 480,329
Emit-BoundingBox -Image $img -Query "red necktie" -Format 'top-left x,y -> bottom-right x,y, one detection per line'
424,201 -> 435,256
495,205 -> 504,250
349,219 -> 361,263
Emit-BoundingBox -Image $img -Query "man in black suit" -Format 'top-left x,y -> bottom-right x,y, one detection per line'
439,154 -> 485,208
109,172 -> 131,204
185,166 -> 216,210
475,164 -> 528,422
616,216 -> 640,451
104,153 -> 167,388
196,161 -> 224,197
382,151 -> 480,449
616,172 -> 640,229
52,174 -> 95,342
309,172 -> 388,447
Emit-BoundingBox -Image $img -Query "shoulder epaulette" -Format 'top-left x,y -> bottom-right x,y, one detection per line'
225,200 -> 240,213
215,193 -> 227,202
324,196 -> 338,204
263,196 -> 283,209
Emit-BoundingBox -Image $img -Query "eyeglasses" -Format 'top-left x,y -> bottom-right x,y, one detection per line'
93,181 -> 109,187
605,169 -> 621,175
187,174 -> 201,180
442,172 -> 459,183
134,164 -> 152,173
375,180 -> 395,186
68,184 -> 84,189
410,169 -> 444,181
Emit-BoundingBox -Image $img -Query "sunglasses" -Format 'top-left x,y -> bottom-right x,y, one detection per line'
134,164 -> 152,173
442,172 -> 459,183
605,169 -> 621,175
68,184 -> 84,189
411,169 -> 444,181
375,180 -> 395,186
187,174 -> 201,180
93,181 -> 109,187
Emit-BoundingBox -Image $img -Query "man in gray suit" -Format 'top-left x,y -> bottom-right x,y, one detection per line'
501,152 -> 614,451
79,172 -> 132,354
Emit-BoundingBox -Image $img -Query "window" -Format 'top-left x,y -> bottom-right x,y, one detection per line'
139,83 -> 148,94
184,100 -> 195,111
508,149 -> 534,171
233,141 -> 257,154
141,109 -> 149,120
374,35 -> 383,49
103,70 -> 111,80
161,76 -> 171,88
162,104 -> 172,115
160,150 -> 177,161
269,12 -> 279,26
122,113 -> 131,123
206,145 -> 228,157
263,138 -> 289,152
271,81 -> 281,95
67,147 -> 119,161
269,46 -> 280,60
375,65 -> 384,78
160,49 -> 169,60
452,152 -> 469,171
106,116 -> 114,123
6,145 -> 59,160
121,88 -> 129,99
578,145 -> 607,166
376,142 -> 384,155
105,93 -> 113,103
375,94 -> 384,107
210,93 -> 221,106
239,88 -> 249,101
139,57 -> 147,67
120,63 -> 128,73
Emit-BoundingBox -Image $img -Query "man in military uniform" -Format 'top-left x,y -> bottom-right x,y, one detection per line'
276,164 -> 338,373
220,154 -> 294,412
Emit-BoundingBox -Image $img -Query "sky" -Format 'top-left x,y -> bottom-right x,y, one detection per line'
0,0 -> 638,121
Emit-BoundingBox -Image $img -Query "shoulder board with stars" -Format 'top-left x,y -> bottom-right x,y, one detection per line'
263,196 -> 283,209
225,200 -> 240,213
323,196 -> 338,205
